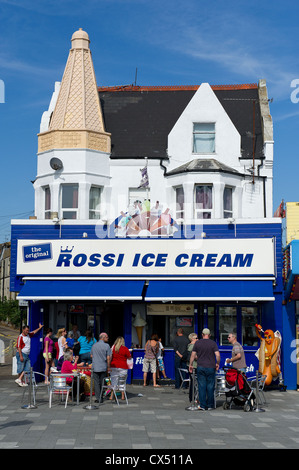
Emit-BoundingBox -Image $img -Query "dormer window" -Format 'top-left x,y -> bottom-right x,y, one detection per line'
193,123 -> 215,153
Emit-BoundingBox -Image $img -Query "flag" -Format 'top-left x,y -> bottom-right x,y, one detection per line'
138,165 -> 149,188
274,200 -> 285,218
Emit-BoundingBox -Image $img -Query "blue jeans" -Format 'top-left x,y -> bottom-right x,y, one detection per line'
79,352 -> 92,365
197,367 -> 216,409
16,352 -> 31,374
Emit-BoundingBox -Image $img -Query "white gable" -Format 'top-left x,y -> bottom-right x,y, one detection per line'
167,83 -> 241,171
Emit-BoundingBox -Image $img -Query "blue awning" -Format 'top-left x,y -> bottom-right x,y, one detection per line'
144,280 -> 275,301
17,279 -> 145,301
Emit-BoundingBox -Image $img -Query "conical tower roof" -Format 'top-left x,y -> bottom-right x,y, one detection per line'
38,29 -> 110,153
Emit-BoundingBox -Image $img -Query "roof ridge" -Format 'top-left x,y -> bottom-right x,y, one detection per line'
98,83 -> 258,92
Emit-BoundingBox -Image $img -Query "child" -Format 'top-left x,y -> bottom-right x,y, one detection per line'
66,331 -> 75,349
157,338 -> 169,380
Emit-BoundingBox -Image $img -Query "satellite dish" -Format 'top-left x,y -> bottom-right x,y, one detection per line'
50,157 -> 63,171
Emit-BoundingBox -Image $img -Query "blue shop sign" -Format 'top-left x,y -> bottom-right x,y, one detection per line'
23,243 -> 52,263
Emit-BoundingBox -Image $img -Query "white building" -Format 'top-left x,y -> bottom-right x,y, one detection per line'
34,28 -> 273,227
11,29 -> 287,387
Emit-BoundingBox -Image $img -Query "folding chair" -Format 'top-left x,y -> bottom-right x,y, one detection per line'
257,374 -> 267,405
247,373 -> 267,405
104,374 -> 128,405
49,373 -> 73,408
100,376 -> 112,399
22,371 -> 50,406
178,368 -> 190,390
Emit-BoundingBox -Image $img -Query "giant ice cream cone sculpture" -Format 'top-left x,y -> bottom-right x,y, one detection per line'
150,208 -> 171,233
133,312 -> 147,346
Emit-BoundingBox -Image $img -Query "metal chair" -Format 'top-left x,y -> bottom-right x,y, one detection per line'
22,371 -> 50,406
214,372 -> 226,407
100,376 -> 112,399
256,374 -> 267,405
178,368 -> 190,390
247,373 -> 267,405
102,374 -> 128,405
49,373 -> 74,408
112,375 -> 128,405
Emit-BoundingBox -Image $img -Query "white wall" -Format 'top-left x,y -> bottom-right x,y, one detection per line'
34,82 -> 273,222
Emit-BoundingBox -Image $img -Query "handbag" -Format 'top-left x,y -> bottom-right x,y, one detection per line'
127,358 -> 134,369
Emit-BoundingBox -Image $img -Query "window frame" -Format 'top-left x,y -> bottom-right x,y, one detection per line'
44,186 -> 51,220
175,186 -> 184,220
194,184 -> 213,219
192,122 -> 216,154
60,183 -> 79,220
89,186 -> 102,220
203,303 -> 261,347
223,186 -> 233,219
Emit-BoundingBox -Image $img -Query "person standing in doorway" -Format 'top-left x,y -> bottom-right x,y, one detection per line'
68,324 -> 80,341
143,334 -> 160,387
187,332 -> 198,403
172,328 -> 189,389
15,323 -> 44,387
78,329 -> 96,365
189,328 -> 220,410
57,328 -> 67,360
43,328 -> 54,384
225,333 -> 247,373
91,332 -> 112,403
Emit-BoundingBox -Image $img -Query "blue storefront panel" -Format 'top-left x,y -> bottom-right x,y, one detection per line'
18,279 -> 145,300
10,220 -> 286,386
145,280 -> 275,301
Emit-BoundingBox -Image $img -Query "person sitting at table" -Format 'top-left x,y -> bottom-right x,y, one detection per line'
61,349 -> 85,401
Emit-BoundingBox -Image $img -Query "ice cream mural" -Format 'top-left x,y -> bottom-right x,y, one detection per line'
133,312 -> 147,347
115,200 -> 178,237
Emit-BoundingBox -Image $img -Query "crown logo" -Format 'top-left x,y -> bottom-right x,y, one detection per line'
60,246 -> 74,253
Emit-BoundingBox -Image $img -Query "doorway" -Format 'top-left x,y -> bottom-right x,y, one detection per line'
102,303 -> 125,346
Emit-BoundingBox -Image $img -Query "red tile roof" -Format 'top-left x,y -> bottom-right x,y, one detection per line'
98,83 -> 258,92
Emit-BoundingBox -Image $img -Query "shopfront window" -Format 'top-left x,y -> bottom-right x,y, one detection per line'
242,306 -> 259,346
218,306 -> 237,345
207,306 -> 215,340
147,304 -> 194,347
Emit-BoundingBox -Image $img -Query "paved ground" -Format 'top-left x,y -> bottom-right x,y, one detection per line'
1,324 -> 299,452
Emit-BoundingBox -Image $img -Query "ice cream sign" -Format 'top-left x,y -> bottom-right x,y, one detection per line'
17,238 -> 275,278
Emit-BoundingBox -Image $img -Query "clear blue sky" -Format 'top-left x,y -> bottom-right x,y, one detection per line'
0,0 -> 298,243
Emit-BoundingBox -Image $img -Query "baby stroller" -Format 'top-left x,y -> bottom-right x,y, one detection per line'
222,367 -> 255,412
